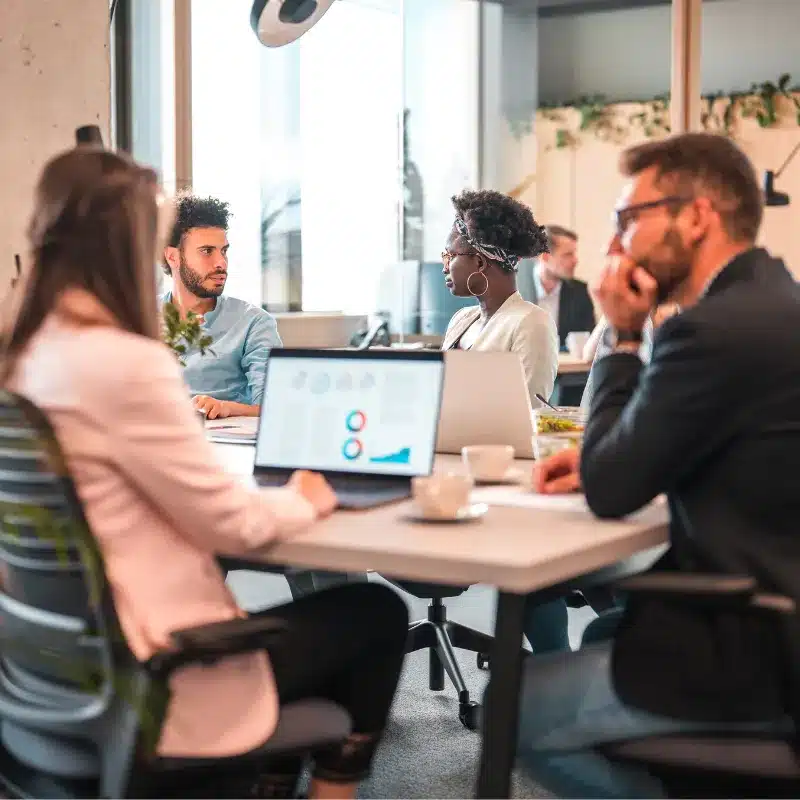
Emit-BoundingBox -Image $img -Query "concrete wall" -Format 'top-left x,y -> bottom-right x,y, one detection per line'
0,0 -> 110,296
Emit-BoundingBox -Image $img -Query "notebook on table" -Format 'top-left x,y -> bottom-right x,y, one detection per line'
206,416 -> 259,444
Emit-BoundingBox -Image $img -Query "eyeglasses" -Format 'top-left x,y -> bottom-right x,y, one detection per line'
441,249 -> 475,266
613,196 -> 693,235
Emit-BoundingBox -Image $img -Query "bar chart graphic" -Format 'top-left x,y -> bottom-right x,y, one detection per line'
369,447 -> 411,465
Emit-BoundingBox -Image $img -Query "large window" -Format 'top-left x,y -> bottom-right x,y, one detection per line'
189,0 -> 486,314
135,0 -> 690,313
126,0 -> 177,191
403,0 -> 480,263
192,0 -> 403,312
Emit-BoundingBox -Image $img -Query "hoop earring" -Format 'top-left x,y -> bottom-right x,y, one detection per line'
467,270 -> 489,297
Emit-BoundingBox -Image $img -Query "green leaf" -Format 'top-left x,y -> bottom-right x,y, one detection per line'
162,301 -> 214,362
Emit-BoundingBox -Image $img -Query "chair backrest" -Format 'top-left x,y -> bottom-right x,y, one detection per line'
418,261 -> 475,336
0,391 -> 166,796
374,260 -> 422,336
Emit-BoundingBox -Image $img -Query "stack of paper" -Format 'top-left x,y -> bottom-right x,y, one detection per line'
472,485 -> 666,519
205,416 -> 259,444
472,485 -> 590,513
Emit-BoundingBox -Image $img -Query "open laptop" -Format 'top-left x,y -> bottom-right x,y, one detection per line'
253,348 -> 445,509
436,350 -> 536,459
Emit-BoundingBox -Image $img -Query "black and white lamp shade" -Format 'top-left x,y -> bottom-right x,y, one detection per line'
250,0 -> 336,47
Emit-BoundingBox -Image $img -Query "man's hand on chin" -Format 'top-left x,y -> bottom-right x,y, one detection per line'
532,448 -> 582,494
193,395 -> 231,420
592,253 -> 658,334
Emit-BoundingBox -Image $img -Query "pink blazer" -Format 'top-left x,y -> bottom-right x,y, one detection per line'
10,299 -> 318,758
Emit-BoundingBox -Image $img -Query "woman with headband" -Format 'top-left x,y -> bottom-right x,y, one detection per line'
441,189 -> 560,407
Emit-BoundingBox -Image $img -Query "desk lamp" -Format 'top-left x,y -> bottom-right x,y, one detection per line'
75,126 -> 104,146
763,140 -> 800,207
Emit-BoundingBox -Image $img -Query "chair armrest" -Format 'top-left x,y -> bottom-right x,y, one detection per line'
146,615 -> 289,676
614,572 -> 757,608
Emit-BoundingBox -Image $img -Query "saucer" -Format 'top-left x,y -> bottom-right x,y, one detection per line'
473,467 -> 525,486
405,503 -> 489,524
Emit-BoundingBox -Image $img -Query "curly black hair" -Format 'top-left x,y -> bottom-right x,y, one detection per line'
451,189 -> 549,260
163,193 -> 231,276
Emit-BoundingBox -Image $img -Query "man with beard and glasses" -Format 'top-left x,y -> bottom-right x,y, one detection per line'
162,194 -> 280,419
512,132 -> 800,798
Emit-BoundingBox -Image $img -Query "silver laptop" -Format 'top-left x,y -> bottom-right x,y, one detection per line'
253,348 -> 445,509
436,350 -> 536,459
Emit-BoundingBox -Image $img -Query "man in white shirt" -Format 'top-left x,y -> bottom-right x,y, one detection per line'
526,225 -> 596,350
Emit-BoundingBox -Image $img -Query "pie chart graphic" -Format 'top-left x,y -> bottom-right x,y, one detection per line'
345,410 -> 367,433
342,437 -> 363,461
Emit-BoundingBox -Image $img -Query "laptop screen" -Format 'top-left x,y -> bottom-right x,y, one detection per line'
255,350 -> 445,477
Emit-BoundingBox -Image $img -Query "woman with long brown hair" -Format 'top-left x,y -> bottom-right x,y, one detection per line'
4,147 -> 408,799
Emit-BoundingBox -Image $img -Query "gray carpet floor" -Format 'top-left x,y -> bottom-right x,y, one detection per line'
227,570 -> 595,799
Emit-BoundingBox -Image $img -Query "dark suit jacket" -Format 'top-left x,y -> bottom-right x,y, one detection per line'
582,248 -> 800,722
518,265 -> 596,349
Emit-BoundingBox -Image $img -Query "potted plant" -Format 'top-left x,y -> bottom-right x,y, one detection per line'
162,302 -> 214,424
162,301 -> 213,365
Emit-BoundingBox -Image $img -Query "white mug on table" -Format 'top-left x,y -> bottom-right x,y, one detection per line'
412,473 -> 474,520
461,445 -> 515,482
566,331 -> 591,359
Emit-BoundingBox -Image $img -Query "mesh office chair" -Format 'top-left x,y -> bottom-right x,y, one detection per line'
595,572 -> 800,798
0,391 -> 350,798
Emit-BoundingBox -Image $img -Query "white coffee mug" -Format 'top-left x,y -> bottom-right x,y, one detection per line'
566,331 -> 591,359
412,473 -> 473,520
461,444 -> 515,482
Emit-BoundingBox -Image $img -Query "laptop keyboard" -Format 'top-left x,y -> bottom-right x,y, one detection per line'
255,473 -> 410,509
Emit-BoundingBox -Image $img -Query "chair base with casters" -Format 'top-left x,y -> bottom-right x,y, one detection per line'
397,581 -> 504,731
566,586 -> 618,613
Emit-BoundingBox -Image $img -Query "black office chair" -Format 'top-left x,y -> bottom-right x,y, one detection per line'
0,390 -> 350,798
388,581 -> 495,730
596,571 -> 800,798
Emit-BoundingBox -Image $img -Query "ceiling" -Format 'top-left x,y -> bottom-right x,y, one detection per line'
488,0 -> 689,16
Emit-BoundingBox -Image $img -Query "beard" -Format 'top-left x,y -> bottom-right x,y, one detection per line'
637,226 -> 695,304
178,256 -> 225,299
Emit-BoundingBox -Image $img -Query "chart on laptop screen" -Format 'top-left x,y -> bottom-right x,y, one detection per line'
255,356 -> 443,476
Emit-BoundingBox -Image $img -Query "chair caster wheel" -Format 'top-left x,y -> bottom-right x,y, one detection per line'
477,652 -> 490,670
459,701 -> 482,731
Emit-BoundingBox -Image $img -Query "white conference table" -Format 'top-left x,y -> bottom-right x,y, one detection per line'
215,444 -> 669,798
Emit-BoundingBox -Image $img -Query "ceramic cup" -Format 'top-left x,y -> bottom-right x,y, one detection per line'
461,444 -> 515,483
566,330 -> 591,359
411,472 -> 474,520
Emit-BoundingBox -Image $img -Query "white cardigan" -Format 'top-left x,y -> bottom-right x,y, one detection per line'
442,291 -> 559,407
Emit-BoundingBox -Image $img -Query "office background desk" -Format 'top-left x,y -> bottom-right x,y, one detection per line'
215,445 -> 667,797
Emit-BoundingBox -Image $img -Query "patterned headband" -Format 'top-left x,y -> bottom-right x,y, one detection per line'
454,215 -> 521,273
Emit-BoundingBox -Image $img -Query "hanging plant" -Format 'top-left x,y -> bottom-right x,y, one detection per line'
531,72 -> 800,150
740,73 -> 800,127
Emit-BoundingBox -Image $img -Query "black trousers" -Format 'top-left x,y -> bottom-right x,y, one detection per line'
250,581 -> 409,784
259,581 -> 407,734
158,582 -> 409,798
